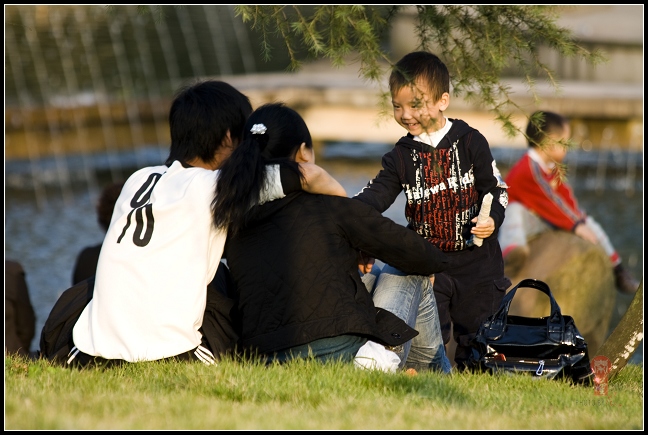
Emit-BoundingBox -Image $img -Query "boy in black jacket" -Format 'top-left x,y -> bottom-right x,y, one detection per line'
354,51 -> 511,369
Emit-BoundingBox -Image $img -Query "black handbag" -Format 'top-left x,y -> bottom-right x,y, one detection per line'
467,278 -> 594,384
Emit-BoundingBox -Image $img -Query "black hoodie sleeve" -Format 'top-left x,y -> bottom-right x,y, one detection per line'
353,146 -> 405,213
468,131 -> 508,230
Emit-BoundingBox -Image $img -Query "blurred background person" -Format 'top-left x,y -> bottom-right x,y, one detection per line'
5,259 -> 37,357
499,110 -> 639,294
71,181 -> 125,285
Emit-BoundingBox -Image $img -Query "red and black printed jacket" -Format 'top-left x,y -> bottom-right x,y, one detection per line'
354,118 -> 508,254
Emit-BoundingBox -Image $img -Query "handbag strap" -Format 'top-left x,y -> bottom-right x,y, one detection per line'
483,278 -> 565,342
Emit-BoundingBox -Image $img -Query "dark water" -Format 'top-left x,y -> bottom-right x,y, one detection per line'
5,145 -> 643,363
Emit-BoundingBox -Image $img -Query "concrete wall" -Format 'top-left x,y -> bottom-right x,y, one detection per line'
390,5 -> 643,84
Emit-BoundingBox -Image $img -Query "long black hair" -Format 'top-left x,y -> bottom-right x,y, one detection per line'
212,102 -> 312,236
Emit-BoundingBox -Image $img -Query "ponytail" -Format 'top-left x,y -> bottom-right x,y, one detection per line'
212,136 -> 267,236
212,102 -> 312,237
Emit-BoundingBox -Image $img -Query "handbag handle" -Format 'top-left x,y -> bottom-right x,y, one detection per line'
483,278 -> 565,342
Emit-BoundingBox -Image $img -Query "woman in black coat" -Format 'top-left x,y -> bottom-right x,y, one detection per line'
212,103 -> 449,370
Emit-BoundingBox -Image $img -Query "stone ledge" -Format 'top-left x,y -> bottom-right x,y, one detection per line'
5,69 -> 643,160
223,70 -> 643,120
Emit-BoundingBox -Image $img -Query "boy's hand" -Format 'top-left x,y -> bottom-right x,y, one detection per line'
299,163 -> 347,197
358,251 -> 375,274
470,216 -> 495,239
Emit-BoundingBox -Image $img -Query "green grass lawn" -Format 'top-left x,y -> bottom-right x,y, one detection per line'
5,354 -> 643,430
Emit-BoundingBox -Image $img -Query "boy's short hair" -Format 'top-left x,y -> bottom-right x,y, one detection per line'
166,80 -> 253,166
389,51 -> 450,102
525,110 -> 568,148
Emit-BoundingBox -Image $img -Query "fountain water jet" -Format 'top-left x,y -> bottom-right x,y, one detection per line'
18,6 -> 73,205
108,15 -> 149,170
50,8 -> 99,198
74,6 -> 125,186
124,6 -> 168,165
175,6 -> 206,79
5,22 -> 48,208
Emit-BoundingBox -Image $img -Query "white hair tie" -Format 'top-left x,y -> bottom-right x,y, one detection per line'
250,124 -> 267,135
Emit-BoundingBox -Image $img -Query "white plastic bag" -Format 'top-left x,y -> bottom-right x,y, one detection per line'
354,340 -> 401,373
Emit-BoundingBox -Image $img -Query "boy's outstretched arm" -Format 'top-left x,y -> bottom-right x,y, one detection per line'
298,162 -> 347,197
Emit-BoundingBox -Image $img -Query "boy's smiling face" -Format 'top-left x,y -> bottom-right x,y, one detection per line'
391,80 -> 450,137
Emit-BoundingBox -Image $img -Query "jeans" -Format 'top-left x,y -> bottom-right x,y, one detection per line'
265,266 -> 450,372
367,264 -> 451,373
265,335 -> 368,365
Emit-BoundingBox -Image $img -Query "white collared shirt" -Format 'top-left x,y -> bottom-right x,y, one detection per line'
414,117 -> 453,147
